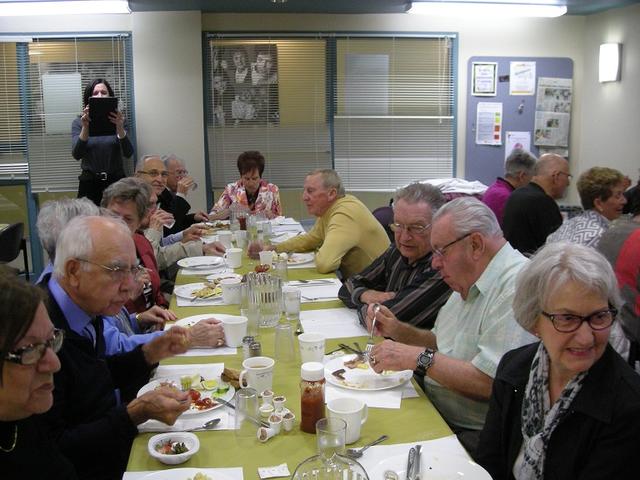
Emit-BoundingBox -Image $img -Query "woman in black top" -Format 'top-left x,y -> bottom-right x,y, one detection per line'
0,270 -> 77,479
72,78 -> 134,205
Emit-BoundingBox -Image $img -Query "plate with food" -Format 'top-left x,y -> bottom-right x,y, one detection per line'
324,354 -> 413,391
137,375 -> 235,417
369,450 -> 491,480
174,282 -> 222,301
204,272 -> 243,284
177,256 -> 226,269
287,252 -> 315,266
201,220 -> 230,234
140,468 -> 236,480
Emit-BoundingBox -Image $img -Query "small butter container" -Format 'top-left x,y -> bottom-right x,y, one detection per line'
259,403 -> 274,419
268,413 -> 282,434
273,395 -> 286,413
257,426 -> 276,443
282,411 -> 295,432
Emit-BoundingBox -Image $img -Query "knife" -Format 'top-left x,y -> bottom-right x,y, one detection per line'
413,445 -> 421,480
405,447 -> 416,480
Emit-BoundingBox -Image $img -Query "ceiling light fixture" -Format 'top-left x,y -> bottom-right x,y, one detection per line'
409,2 -> 567,18
0,1 -> 131,16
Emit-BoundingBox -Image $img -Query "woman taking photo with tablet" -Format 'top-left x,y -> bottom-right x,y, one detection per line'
72,78 -> 134,206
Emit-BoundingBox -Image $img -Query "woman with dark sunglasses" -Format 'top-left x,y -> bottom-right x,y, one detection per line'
0,270 -> 77,479
476,242 -> 640,479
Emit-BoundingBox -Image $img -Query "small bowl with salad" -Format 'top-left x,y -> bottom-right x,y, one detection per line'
148,432 -> 200,465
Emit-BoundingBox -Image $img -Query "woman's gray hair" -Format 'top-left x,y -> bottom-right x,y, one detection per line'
513,242 -> 622,332
101,177 -> 152,221
394,182 -> 446,212
308,169 -> 345,197
432,197 -> 502,238
505,149 -> 537,178
36,198 -> 100,261
53,215 -> 130,279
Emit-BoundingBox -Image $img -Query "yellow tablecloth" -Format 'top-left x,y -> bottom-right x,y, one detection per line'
126,259 -> 452,477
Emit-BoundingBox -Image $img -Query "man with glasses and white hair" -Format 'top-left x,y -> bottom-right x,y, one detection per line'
339,182 -> 452,330
366,198 -> 536,454
40,215 -> 192,479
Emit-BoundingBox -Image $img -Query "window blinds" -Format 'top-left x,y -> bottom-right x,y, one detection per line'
0,34 -> 134,192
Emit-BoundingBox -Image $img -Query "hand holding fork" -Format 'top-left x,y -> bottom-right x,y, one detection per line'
365,303 -> 381,361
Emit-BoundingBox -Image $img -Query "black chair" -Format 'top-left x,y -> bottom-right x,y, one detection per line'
0,223 -> 29,280
372,204 -> 394,243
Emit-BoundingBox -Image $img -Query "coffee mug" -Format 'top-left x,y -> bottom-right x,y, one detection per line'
218,230 -> 233,248
327,397 -> 368,444
298,332 -> 325,363
224,247 -> 243,269
220,277 -> 242,304
221,315 -> 248,347
239,356 -> 275,393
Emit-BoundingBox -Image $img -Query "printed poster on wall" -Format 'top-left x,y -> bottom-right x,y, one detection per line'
534,77 -> 572,147
509,61 -> 536,95
472,62 -> 498,96
476,102 -> 502,146
505,131 -> 531,160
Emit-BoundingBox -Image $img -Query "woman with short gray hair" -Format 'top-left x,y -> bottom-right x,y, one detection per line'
477,242 -> 640,479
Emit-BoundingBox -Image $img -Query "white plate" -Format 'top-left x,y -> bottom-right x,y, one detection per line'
205,272 -> 243,284
324,354 -> 413,391
139,468 -> 237,480
168,313 -> 245,330
174,283 -> 222,301
287,252 -> 315,265
137,376 -> 235,417
177,256 -> 225,269
369,450 -> 491,480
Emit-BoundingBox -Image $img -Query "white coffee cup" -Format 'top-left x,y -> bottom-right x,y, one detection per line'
224,247 -> 243,269
220,277 -> 242,304
218,230 -> 233,248
259,250 -> 275,266
298,332 -> 325,363
327,397 -> 368,444
221,315 -> 248,347
239,356 -> 275,393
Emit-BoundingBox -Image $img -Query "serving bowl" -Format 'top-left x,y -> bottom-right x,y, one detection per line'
148,432 -> 200,465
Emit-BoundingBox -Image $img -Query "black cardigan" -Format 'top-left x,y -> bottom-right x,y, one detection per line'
476,342 -> 640,480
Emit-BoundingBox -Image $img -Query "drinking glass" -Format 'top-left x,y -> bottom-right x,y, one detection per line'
234,387 -> 259,447
274,322 -> 296,363
282,286 -> 301,322
316,417 -> 347,464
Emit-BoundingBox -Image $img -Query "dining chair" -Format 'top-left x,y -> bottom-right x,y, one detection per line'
0,222 -> 30,280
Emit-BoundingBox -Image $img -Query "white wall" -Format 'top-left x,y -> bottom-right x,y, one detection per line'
579,3 -> 640,181
1,6 -> 638,208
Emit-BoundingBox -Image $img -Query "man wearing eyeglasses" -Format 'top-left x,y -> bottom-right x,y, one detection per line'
136,154 -> 208,235
502,153 -> 571,255
365,198 -> 536,454
339,182 -> 452,330
40,215 -> 192,480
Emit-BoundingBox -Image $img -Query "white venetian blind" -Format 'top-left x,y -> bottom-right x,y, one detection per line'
25,35 -> 134,192
205,36 -> 332,189
334,36 -> 456,191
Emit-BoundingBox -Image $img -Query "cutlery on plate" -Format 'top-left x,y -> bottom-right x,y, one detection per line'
365,303 -> 381,360
353,342 -> 364,354
215,396 -> 269,428
414,445 -> 422,480
338,343 -> 362,356
384,471 -> 400,480
345,434 -> 389,458
405,446 -> 416,480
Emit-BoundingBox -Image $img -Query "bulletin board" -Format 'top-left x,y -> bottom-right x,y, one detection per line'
464,56 -> 573,186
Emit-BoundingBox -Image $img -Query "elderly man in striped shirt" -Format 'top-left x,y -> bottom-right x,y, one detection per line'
338,182 -> 452,330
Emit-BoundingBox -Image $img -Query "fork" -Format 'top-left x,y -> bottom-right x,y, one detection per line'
365,303 -> 381,360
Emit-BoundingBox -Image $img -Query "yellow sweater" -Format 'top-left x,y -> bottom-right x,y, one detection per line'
275,194 -> 390,278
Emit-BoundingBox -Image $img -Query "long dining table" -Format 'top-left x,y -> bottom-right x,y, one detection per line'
124,221 -> 470,479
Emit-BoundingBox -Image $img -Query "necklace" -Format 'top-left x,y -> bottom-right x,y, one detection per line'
0,424 -> 18,453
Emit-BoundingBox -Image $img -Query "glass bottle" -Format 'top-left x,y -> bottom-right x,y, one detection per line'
300,362 -> 325,433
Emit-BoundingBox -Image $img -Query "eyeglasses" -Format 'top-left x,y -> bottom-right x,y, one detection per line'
431,232 -> 473,258
138,169 -> 169,178
5,328 -> 64,366
389,223 -> 431,235
77,259 -> 144,281
174,169 -> 189,176
541,307 -> 617,333
557,171 -> 573,181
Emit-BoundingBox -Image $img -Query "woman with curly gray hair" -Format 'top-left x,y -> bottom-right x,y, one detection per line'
476,242 -> 640,479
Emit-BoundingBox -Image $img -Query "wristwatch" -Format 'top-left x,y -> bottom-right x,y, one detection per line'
415,348 -> 436,376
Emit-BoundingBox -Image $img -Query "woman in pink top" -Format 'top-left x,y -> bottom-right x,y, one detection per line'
209,150 -> 282,219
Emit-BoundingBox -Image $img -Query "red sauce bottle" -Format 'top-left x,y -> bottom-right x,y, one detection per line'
300,362 -> 325,433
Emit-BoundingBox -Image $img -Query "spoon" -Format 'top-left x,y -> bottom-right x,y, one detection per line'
190,417 -> 221,431
345,434 -> 389,458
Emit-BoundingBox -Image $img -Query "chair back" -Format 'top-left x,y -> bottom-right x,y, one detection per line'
0,223 -> 24,262
372,205 -> 394,243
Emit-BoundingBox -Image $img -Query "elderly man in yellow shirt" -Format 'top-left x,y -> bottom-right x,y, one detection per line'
250,169 -> 389,278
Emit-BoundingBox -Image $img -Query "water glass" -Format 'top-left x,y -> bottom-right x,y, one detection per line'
283,286 -> 301,322
274,322 -> 296,363
240,283 -> 259,337
235,388 -> 259,447
316,417 -> 347,463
